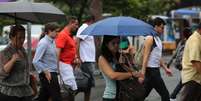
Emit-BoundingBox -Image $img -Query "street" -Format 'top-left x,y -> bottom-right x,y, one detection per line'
75,55 -> 181,101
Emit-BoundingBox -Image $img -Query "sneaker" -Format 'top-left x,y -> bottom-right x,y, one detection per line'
170,98 -> 176,101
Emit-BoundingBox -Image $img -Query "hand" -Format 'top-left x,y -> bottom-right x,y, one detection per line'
165,68 -> 173,76
11,53 -> 20,62
138,77 -> 145,84
128,46 -> 136,55
44,70 -> 51,83
73,58 -> 82,68
138,71 -> 145,84
132,71 -> 142,78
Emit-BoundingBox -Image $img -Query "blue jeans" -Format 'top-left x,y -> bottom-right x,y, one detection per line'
170,79 -> 183,99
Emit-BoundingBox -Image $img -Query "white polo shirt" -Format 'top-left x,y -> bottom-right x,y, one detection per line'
76,23 -> 96,62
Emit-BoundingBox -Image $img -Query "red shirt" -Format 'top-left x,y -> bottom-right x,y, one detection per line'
55,27 -> 76,64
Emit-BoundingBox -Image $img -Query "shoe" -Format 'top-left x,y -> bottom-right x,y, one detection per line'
170,98 -> 176,101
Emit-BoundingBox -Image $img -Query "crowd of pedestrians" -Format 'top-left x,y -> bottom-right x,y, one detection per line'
0,16 -> 200,101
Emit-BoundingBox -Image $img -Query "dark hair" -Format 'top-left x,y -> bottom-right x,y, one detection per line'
84,15 -> 95,23
40,22 -> 60,40
44,22 -> 60,33
182,27 -> 192,39
9,25 -> 25,39
66,16 -> 78,24
101,35 -> 120,62
153,17 -> 166,27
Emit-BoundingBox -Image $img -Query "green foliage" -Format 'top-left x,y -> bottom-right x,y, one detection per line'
34,0 -> 176,22
35,0 -> 91,23
103,0 -> 176,20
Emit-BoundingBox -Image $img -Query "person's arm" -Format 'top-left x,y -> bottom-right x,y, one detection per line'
167,52 -> 177,68
98,56 -> 136,80
188,39 -> 201,74
55,33 -> 66,66
2,53 -> 20,73
76,38 -> 81,59
32,43 -> 49,73
0,49 -> 20,79
167,41 -> 182,67
191,61 -> 201,74
56,48 -> 61,66
75,38 -> 82,66
33,42 -> 51,82
141,36 -> 153,75
160,58 -> 172,76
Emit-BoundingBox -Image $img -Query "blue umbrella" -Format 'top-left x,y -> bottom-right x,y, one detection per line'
81,16 -> 156,36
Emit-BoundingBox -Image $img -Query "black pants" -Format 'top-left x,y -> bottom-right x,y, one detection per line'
170,79 -> 183,99
0,93 -> 31,101
181,81 -> 201,101
144,68 -> 170,101
38,72 -> 62,101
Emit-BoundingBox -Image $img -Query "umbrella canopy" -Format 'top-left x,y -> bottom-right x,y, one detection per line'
0,1 -> 65,23
0,1 -> 66,70
81,16 -> 156,36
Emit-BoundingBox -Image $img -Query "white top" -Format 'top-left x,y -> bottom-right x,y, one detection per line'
147,36 -> 162,68
76,23 -> 96,62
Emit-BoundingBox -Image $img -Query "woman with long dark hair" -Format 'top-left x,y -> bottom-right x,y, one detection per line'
98,35 -> 140,101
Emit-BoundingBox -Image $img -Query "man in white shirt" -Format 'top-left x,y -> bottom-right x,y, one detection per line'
76,15 -> 96,101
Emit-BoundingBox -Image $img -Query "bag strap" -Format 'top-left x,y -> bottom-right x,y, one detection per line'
120,54 -> 136,78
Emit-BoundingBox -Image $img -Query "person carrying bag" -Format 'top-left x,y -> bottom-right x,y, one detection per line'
116,53 -> 145,101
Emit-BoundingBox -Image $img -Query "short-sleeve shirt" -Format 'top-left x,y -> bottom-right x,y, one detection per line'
76,23 -> 96,62
181,31 -> 201,85
55,27 -> 76,64
0,44 -> 32,97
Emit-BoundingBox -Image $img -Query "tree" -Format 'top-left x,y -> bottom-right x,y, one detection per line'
35,0 -> 103,23
102,0 -> 176,20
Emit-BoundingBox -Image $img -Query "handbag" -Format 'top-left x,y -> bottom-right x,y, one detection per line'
116,54 -> 145,101
74,68 -> 90,89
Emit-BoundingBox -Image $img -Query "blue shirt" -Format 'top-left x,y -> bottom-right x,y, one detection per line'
33,35 -> 58,73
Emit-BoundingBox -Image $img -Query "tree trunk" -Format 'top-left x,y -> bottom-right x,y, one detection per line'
78,0 -> 88,22
89,0 -> 102,21
89,0 -> 102,62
